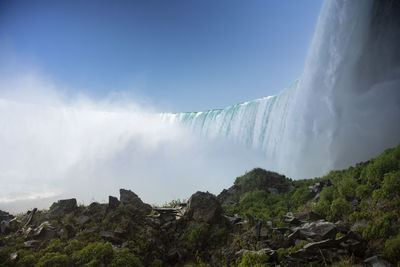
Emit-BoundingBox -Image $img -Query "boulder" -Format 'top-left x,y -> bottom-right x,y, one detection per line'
1,218 -> 20,234
364,255 -> 394,267
50,199 -> 77,216
23,208 -> 37,227
283,213 -> 302,226
108,196 -> 120,210
308,180 -> 332,193
292,210 -> 322,221
33,221 -> 56,241
86,202 -> 106,215
186,191 -> 224,224
297,220 -> 337,240
0,210 -> 14,222
119,189 -> 152,215
75,215 -> 91,226
24,240 -> 40,248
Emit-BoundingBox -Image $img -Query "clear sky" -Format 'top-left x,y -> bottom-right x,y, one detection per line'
0,0 -> 323,112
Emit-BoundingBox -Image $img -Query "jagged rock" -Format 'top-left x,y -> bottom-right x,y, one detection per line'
0,210 -> 14,222
50,199 -> 77,216
186,191 -> 224,224
308,180 -> 332,193
86,202 -> 106,216
33,221 -> 56,241
108,196 -> 120,210
24,240 -> 40,248
75,215 -> 91,225
1,218 -> 20,234
119,189 -> 152,215
224,214 -> 243,225
167,248 -> 180,265
296,220 -> 337,240
364,255 -> 394,267
23,208 -> 37,227
10,252 -> 18,261
283,212 -> 302,225
100,231 -> 122,243
292,210 -> 322,221
217,169 -> 292,206
334,220 -> 350,234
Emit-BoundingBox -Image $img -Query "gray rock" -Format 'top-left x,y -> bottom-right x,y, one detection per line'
87,202 -> 106,215
10,252 -> 18,261
364,255 -> 395,267
24,240 -> 40,248
33,221 -> 56,241
108,196 -> 120,210
186,191 -> 224,223
50,199 -> 77,216
119,189 -> 152,215
1,218 -> 19,234
23,208 -> 37,227
297,220 -> 337,240
75,215 -> 91,225
0,210 -> 14,222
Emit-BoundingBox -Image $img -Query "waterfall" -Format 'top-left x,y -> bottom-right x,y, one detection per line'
164,0 -> 400,178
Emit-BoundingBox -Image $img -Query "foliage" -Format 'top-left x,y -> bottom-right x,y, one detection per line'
236,251 -> 269,267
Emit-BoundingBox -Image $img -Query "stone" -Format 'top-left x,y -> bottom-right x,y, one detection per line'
24,240 -> 40,248
1,218 -> 19,234
75,215 -> 91,225
0,210 -> 14,222
100,231 -> 122,243
308,180 -> 332,193
186,191 -> 224,223
33,221 -> 56,241
10,252 -> 18,261
108,196 -> 120,210
87,202 -> 106,215
119,189 -> 152,215
23,208 -> 37,227
298,220 -> 337,240
292,210 -> 322,221
283,213 -> 302,225
364,255 -> 394,267
50,199 -> 77,216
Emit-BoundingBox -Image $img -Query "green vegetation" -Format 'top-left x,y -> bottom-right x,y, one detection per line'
1,143 -> 399,266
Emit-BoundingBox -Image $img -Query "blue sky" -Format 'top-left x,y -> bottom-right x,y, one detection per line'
0,0 -> 323,112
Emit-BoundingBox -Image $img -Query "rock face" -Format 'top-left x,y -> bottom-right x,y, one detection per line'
0,210 -> 14,222
186,191 -> 224,223
50,198 -> 77,216
217,168 -> 292,205
108,196 -> 120,210
119,189 -> 152,215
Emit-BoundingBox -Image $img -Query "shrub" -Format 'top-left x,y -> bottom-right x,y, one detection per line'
110,248 -> 143,267
72,242 -> 114,266
330,198 -> 352,221
36,252 -> 71,267
338,177 -> 358,199
236,251 -> 269,267
384,233 -> 400,263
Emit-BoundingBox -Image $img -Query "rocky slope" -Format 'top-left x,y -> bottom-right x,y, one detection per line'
1,144 -> 400,266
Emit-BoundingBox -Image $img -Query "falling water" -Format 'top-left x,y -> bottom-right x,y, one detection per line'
164,0 -> 400,178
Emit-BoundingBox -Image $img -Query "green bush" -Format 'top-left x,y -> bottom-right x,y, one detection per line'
384,233 -> 400,263
110,248 -> 143,267
72,242 -> 114,266
338,177 -> 358,199
329,198 -> 352,221
36,252 -> 71,267
236,251 -> 269,267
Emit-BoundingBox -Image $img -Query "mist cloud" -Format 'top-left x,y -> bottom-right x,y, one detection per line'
0,71 -> 268,213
